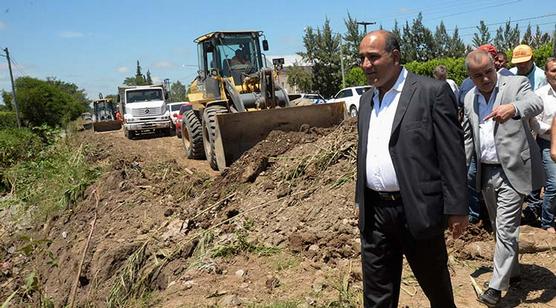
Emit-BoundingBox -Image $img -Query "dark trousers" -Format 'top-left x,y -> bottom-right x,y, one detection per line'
360,192 -> 456,308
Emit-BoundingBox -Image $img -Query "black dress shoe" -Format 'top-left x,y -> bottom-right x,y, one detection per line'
483,276 -> 521,289
478,288 -> 501,307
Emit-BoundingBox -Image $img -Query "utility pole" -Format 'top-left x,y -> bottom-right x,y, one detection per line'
356,21 -> 376,34
339,36 -> 346,89
4,48 -> 21,128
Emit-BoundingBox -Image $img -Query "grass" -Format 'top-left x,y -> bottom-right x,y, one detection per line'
270,253 -> 301,271
1,131 -> 100,224
246,301 -> 301,308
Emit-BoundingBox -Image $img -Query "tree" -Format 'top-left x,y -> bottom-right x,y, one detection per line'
433,21 -> 450,57
168,80 -> 187,102
286,63 -> 313,93
447,26 -> 466,58
15,77 -> 86,127
345,67 -> 367,87
298,19 -> 342,97
124,60 -> 147,86
493,21 -> 520,52
146,70 -> 153,85
472,21 -> 491,47
522,24 -> 533,46
401,21 -> 416,63
409,13 -> 435,62
46,77 -> 90,111
343,12 -> 364,68
1,90 -> 13,111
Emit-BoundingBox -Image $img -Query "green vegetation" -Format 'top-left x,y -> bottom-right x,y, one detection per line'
246,301 -> 301,308
0,111 -> 17,129
1,130 -> 100,223
405,57 -> 467,85
15,77 -> 88,127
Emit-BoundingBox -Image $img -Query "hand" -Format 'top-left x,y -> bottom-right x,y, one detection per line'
448,215 -> 468,239
483,104 -> 517,123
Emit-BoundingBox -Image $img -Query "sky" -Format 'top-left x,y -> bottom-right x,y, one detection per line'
0,0 -> 555,104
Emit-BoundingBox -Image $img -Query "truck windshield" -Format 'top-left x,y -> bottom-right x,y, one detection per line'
127,89 -> 163,103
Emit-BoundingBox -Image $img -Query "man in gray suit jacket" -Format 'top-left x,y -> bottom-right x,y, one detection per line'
462,50 -> 543,307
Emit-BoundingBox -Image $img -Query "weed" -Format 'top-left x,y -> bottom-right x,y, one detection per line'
1,134 -> 100,224
271,254 -> 301,272
246,300 -> 301,308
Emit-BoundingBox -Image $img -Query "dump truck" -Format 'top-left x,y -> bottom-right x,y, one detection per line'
183,30 -> 346,171
92,99 -> 122,132
118,84 -> 172,139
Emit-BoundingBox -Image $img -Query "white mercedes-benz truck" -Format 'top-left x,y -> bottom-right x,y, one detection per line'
118,84 -> 172,139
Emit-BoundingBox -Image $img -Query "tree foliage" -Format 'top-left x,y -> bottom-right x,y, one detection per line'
493,21 -> 520,52
298,19 -> 342,98
345,67 -> 367,87
286,63 -> 313,93
472,21 -> 491,48
124,60 -> 149,86
14,77 -> 87,127
343,13 -> 364,68
1,90 -> 13,111
168,80 -> 187,102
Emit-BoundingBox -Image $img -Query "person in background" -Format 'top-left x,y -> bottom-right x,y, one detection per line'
510,44 -> 546,91
433,64 -> 460,99
462,49 -> 543,306
530,57 -> 556,233
511,44 -> 548,226
494,51 -> 514,76
356,30 -> 468,308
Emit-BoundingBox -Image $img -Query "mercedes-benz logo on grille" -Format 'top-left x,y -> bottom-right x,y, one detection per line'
144,108 -> 150,114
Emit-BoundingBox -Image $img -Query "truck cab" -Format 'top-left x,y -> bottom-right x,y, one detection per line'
118,84 -> 172,139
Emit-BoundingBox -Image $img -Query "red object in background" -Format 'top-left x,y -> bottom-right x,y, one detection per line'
115,111 -> 123,123
175,102 -> 192,138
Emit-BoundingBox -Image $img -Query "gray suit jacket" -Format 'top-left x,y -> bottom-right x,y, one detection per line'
462,74 -> 544,195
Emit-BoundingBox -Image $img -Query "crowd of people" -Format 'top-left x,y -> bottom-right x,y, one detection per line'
356,29 -> 556,307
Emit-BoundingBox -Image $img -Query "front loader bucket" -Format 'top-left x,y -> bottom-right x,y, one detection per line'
213,102 -> 347,171
93,120 -> 122,132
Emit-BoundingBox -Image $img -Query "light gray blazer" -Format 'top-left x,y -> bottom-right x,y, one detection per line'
462,74 -> 544,195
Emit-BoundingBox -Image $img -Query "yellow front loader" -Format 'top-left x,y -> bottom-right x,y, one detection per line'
182,31 -> 346,171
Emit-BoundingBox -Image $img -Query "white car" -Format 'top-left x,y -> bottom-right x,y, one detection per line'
167,102 -> 186,127
327,86 -> 372,117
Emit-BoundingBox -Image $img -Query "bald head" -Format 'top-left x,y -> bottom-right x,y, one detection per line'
465,50 -> 494,72
361,30 -> 400,54
359,30 -> 402,93
465,49 -> 497,96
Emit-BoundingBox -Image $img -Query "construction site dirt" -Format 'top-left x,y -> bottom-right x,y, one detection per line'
1,122 -> 556,307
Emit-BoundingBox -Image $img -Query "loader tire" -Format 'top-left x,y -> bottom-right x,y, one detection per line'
182,110 -> 205,159
202,105 -> 228,170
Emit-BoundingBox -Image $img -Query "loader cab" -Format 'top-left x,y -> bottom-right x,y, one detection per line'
196,31 -> 265,85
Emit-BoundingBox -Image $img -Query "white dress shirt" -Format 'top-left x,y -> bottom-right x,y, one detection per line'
476,80 -> 500,164
366,68 -> 408,192
530,83 -> 556,141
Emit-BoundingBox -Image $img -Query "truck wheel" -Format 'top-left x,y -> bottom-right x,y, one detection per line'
182,110 -> 205,159
202,105 -> 228,170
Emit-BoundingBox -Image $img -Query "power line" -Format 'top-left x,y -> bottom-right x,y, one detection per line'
426,0 -> 523,22
448,12 -> 556,31
375,0 -> 486,23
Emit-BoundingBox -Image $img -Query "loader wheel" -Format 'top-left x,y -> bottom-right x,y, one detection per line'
202,105 -> 228,170
182,110 -> 205,159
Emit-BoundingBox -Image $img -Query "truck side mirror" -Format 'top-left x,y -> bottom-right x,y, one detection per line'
262,39 -> 269,51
